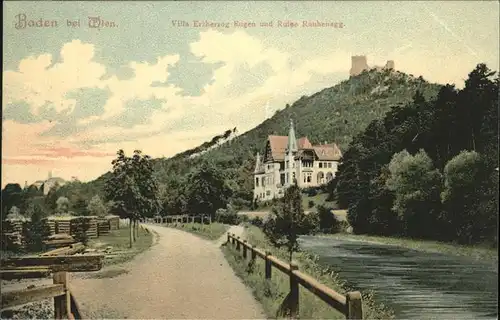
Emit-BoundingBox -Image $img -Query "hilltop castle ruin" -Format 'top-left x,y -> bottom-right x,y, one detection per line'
349,55 -> 395,77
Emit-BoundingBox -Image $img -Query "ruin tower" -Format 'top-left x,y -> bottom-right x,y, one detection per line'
385,60 -> 395,70
350,55 -> 369,76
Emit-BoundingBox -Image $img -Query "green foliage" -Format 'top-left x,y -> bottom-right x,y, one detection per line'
184,161 -> 232,218
215,205 -> 241,225
45,184 -> 59,214
441,151 -> 498,244
308,200 -> 315,208
1,183 -> 23,221
105,149 -> 160,221
316,205 -> 339,233
250,216 -> 264,227
386,149 -> 443,239
55,196 -> 71,215
73,217 -> 90,245
335,63 -> 498,245
263,182 -> 310,261
87,195 -> 108,217
24,204 -> 50,252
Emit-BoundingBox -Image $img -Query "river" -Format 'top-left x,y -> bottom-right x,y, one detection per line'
298,236 -> 498,320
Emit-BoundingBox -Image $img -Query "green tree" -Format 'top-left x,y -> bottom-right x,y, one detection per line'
24,204 -> 50,252
87,195 -> 108,217
105,149 -> 160,248
55,196 -> 71,215
316,205 -> 338,233
386,149 -> 443,239
263,182 -> 307,262
1,183 -> 23,221
441,151 -> 497,244
45,183 -> 60,214
185,161 -> 232,219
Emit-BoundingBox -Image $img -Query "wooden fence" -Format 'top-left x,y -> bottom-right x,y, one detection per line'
1,251 -> 104,319
143,214 -> 212,224
226,233 -> 363,320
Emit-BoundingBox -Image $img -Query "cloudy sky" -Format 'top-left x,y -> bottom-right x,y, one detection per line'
2,1 -> 499,188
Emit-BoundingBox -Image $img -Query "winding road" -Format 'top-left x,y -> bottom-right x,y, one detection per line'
69,225 -> 265,319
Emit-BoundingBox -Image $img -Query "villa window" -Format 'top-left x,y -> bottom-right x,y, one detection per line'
286,161 -> 289,169
328,162 -> 332,168
266,191 -> 271,196
319,162 -> 323,168
262,177 -> 266,187
255,177 -> 259,187
303,172 -> 312,183
280,162 -> 285,170
280,173 -> 286,185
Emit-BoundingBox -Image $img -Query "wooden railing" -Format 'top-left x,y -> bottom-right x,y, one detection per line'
143,214 -> 212,224
227,233 -> 363,320
0,254 -> 104,319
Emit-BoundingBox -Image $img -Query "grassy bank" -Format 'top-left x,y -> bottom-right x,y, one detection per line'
167,222 -> 230,241
86,225 -> 155,266
222,224 -> 394,319
318,233 -> 498,262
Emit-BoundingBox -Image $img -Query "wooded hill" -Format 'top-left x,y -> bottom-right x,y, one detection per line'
135,68 -> 442,209
32,68 -> 443,214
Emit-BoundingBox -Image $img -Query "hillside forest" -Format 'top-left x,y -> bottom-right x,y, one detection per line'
2,63 -> 498,248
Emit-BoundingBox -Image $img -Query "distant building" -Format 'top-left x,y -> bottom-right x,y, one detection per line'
253,119 -> 342,202
30,171 -> 66,195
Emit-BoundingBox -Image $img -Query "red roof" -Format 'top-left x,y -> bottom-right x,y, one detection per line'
266,135 -> 341,161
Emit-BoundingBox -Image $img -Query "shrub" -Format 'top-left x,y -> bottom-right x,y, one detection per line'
24,205 -> 50,252
317,205 -> 340,233
215,208 -> 241,225
250,216 -> 264,227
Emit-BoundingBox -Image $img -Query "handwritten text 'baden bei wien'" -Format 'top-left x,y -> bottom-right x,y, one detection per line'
172,20 -> 344,28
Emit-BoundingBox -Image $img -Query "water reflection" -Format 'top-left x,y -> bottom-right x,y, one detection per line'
298,236 -> 498,319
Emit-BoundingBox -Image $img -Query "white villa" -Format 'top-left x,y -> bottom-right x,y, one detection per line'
253,119 -> 342,202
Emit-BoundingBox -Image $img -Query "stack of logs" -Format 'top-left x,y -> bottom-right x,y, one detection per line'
44,234 -> 77,249
1,219 -> 25,250
70,217 -> 98,239
97,218 -> 110,236
107,216 -> 120,230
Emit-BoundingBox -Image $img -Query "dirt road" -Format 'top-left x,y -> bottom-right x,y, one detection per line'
69,225 -> 265,319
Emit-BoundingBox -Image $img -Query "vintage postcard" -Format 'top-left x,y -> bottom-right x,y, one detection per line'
2,1 -> 498,320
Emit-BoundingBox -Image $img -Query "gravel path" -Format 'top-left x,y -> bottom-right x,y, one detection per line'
69,224 -> 266,319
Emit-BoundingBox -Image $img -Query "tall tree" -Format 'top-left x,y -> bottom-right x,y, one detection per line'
185,161 -> 232,219
105,149 -> 160,247
441,151 -> 497,244
386,149 -> 443,239
1,183 -> 23,221
263,181 -> 307,262
87,195 -> 108,217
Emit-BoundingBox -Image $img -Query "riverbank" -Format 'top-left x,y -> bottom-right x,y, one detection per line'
222,224 -> 394,319
316,233 -> 498,262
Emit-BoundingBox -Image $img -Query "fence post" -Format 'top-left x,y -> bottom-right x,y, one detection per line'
231,234 -> 235,246
53,271 -> 69,319
227,232 -> 230,243
346,291 -> 363,320
243,240 -> 247,259
265,250 -> 272,279
289,262 -> 299,319
251,245 -> 256,261
236,237 -> 241,251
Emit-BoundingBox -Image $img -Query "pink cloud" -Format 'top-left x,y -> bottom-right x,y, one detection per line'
2,158 -> 56,165
31,147 -> 115,158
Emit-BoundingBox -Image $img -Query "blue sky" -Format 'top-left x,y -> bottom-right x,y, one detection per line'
2,1 -> 499,187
